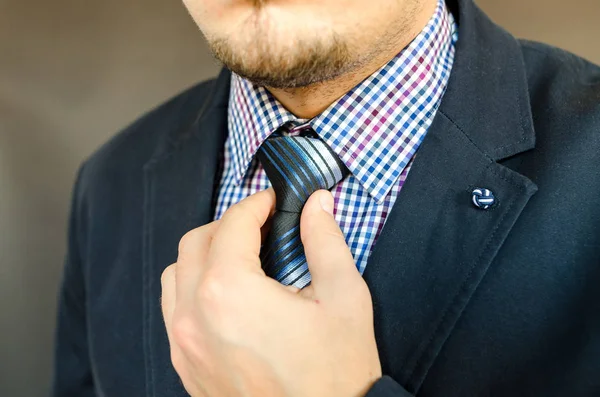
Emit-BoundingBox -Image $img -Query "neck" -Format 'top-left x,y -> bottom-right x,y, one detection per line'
265,0 -> 438,119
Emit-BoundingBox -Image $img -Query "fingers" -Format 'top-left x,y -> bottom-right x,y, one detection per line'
298,284 -> 315,300
171,188 -> 275,306
300,190 -> 361,295
176,221 -> 220,300
261,217 -> 273,245
284,285 -> 301,294
161,265 -> 208,397
177,220 -> 220,264
161,264 -> 177,339
209,188 -> 276,272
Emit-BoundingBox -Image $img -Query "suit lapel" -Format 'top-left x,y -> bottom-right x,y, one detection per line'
141,69 -> 231,396
363,0 -> 538,393
364,115 -> 538,393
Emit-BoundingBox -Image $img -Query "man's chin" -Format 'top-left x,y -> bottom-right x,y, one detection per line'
209,38 -> 353,89
225,60 -> 350,89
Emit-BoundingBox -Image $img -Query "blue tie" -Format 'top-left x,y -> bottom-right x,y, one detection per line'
257,130 -> 349,288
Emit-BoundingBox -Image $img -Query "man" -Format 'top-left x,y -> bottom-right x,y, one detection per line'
52,0 -> 600,395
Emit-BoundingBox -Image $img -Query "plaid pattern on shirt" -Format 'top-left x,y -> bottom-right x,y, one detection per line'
214,0 -> 458,278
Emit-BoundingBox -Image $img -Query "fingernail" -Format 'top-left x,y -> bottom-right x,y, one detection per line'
319,191 -> 334,215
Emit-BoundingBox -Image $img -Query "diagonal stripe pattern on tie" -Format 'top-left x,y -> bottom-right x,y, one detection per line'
257,132 -> 349,288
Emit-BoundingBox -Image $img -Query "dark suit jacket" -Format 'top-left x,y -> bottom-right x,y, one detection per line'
52,0 -> 600,395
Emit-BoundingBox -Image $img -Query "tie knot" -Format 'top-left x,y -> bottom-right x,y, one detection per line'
257,135 -> 348,213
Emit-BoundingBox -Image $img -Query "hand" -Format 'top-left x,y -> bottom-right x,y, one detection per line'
161,189 -> 382,397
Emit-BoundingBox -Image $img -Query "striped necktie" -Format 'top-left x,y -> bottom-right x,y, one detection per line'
257,130 -> 349,288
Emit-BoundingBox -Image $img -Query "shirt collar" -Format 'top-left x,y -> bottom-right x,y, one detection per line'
227,0 -> 457,203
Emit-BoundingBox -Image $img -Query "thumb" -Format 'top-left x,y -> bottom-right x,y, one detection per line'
300,190 -> 360,295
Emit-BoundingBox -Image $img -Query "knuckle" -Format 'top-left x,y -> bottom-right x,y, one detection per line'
196,270 -> 245,330
170,315 -> 209,376
356,278 -> 371,298
223,203 -> 244,220
225,198 -> 263,225
302,226 -> 344,248
171,312 -> 198,350
178,229 -> 198,255
323,227 -> 346,240
161,264 -> 176,285
352,278 -> 373,306
170,349 -> 186,374
178,222 -> 215,255
197,271 -> 226,306
301,213 -> 344,240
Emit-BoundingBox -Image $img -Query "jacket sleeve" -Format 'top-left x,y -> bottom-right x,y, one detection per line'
365,376 -> 415,397
51,163 -> 96,397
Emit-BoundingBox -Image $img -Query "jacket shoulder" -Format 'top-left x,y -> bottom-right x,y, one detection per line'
518,40 -> 600,110
518,39 -> 600,142
79,77 -> 219,190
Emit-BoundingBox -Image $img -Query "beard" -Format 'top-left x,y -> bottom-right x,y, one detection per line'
206,30 -> 358,89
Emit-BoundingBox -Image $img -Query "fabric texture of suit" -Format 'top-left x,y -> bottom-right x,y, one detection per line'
52,0 -> 600,395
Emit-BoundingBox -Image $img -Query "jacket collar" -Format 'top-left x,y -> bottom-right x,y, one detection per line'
441,0 -> 535,160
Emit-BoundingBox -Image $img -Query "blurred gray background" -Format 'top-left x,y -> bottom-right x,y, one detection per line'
0,0 -> 599,396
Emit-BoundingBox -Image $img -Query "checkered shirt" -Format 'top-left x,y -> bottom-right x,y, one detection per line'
214,0 -> 458,276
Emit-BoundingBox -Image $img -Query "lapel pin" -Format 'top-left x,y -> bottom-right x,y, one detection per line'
472,188 -> 495,209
